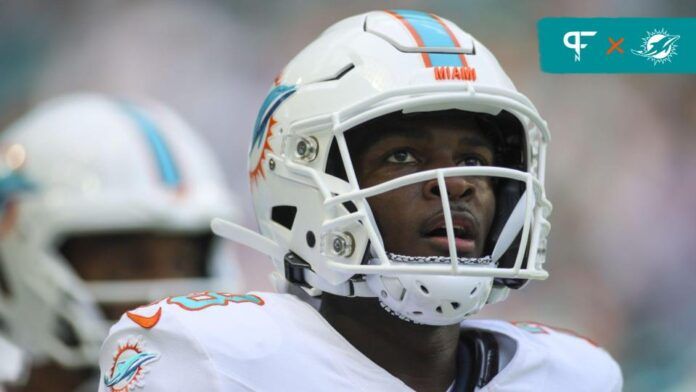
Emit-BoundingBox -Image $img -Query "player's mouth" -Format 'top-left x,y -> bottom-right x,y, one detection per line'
420,212 -> 478,256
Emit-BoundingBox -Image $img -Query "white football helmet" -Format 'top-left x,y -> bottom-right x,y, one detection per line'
213,10 -> 552,325
0,93 -> 242,368
0,334 -> 27,388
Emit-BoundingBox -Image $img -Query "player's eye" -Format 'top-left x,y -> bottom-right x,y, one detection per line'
459,156 -> 486,166
386,150 -> 417,164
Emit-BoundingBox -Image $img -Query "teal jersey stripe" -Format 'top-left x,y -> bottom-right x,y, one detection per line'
393,9 -> 462,67
119,101 -> 181,187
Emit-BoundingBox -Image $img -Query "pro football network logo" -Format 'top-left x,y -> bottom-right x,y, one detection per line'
563,31 -> 597,61
103,337 -> 159,392
631,28 -> 680,65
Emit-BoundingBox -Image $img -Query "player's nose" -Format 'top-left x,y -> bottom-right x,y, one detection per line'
423,176 -> 475,201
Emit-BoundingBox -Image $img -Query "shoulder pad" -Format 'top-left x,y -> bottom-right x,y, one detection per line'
464,320 -> 623,392
98,291 -> 290,391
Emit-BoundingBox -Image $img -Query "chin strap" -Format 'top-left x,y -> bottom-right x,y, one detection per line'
211,218 -> 505,301
300,262 -> 373,297
303,250 -> 498,298
211,218 -> 373,298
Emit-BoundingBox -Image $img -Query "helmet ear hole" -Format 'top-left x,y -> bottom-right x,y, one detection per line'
271,205 -> 298,230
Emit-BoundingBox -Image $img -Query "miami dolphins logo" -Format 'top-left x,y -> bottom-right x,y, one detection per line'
104,337 -> 159,391
249,83 -> 297,184
631,28 -> 680,65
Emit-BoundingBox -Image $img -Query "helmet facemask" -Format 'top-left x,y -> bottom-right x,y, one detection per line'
306,109 -> 539,324
214,86 -> 551,326
58,230 -> 215,320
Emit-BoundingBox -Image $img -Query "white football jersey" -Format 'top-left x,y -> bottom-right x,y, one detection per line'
98,292 -> 622,391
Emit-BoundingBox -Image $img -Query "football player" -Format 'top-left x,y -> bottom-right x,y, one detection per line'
0,93 -> 242,391
99,10 -> 622,391
0,334 -> 26,391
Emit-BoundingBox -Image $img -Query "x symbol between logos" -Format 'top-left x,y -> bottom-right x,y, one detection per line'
606,37 -> 624,55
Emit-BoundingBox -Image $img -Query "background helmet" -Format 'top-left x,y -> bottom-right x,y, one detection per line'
0,93 -> 242,367
217,10 -> 551,326
0,334 -> 26,387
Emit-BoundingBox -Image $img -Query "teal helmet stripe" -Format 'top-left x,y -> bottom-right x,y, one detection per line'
0,171 -> 34,209
118,101 -> 181,187
251,84 -> 297,154
391,9 -> 463,67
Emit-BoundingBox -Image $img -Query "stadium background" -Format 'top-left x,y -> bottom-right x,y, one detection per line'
1,1 -> 694,390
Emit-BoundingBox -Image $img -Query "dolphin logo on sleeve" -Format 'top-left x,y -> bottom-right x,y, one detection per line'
104,352 -> 158,387
104,338 -> 159,391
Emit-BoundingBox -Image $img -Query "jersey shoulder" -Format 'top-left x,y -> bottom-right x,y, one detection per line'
464,319 -> 623,392
99,290 -> 410,391
98,291 -> 307,392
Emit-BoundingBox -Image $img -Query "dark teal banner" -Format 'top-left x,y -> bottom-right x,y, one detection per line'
538,18 -> 695,73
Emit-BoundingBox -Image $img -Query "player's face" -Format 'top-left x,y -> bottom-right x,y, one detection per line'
351,115 -> 496,258
60,232 -> 211,318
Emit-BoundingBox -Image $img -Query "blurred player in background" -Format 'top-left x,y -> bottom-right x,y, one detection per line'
100,10 -> 621,391
0,335 -> 26,391
0,93 -> 244,391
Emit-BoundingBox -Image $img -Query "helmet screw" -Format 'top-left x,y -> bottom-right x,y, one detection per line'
295,136 -> 318,162
268,158 -> 276,170
332,237 -> 343,253
296,140 -> 307,156
331,232 -> 354,257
